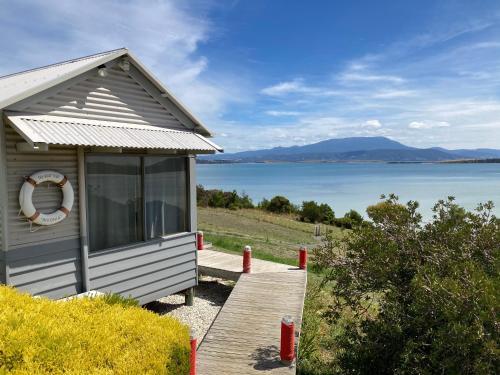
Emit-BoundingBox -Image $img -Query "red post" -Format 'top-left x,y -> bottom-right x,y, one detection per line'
190,332 -> 197,375
299,246 -> 307,270
196,231 -> 204,251
243,245 -> 252,273
280,315 -> 295,364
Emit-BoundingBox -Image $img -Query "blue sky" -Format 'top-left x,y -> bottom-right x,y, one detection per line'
1,0 -> 500,152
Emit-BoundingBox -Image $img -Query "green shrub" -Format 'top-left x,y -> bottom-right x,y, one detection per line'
313,195 -> 500,374
0,286 -> 190,374
343,209 -> 363,226
197,185 -> 254,209
332,217 -> 353,229
300,201 -> 335,224
265,195 -> 295,214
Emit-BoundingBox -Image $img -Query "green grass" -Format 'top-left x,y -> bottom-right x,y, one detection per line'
204,232 -> 300,268
199,207 -> 345,262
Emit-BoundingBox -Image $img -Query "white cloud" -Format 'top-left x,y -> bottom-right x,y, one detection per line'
408,121 -> 450,129
265,110 -> 302,116
261,79 -> 315,96
339,72 -> 405,84
372,90 -> 417,99
260,79 -> 340,97
363,119 -> 382,128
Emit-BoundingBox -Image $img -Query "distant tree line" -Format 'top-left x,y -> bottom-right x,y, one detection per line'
197,185 -> 364,228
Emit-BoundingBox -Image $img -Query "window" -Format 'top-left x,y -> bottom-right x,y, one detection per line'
145,157 -> 187,239
87,155 -> 188,252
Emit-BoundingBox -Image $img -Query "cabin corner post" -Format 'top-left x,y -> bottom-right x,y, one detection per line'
188,155 -> 197,233
0,113 -> 10,283
188,154 -> 199,285
77,147 -> 90,292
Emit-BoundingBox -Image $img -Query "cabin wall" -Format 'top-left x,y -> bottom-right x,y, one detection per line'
3,125 -> 198,302
4,125 -> 82,297
88,232 -> 197,305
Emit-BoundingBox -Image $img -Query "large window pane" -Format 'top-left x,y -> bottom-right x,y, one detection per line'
145,157 -> 188,239
87,156 -> 143,251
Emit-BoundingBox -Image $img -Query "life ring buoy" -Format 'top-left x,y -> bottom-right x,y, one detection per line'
19,170 -> 74,226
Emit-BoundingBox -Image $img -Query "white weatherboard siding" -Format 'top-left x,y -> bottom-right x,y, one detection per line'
0,50 -> 126,110
88,233 -> 197,305
5,126 -> 80,249
10,66 -> 189,130
4,125 -> 82,297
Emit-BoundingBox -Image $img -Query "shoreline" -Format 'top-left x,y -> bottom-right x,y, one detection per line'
197,158 -> 500,165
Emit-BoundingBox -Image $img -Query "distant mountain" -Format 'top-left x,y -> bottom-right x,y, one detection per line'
201,137 -> 500,163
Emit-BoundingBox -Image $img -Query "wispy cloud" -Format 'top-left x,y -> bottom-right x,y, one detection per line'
372,90 -> 417,99
339,72 -> 405,84
261,79 -> 315,96
408,121 -> 450,129
265,110 -> 302,116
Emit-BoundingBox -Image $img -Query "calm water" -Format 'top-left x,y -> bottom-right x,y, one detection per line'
197,163 -> 500,219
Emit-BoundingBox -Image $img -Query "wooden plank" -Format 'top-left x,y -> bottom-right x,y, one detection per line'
196,249 -> 307,374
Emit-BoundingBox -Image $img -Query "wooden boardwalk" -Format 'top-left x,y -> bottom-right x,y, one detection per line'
197,250 -> 307,374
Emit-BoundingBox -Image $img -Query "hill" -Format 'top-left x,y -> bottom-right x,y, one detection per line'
201,136 -> 500,163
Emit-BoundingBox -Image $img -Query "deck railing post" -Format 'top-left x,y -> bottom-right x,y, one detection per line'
190,329 -> 197,375
299,246 -> 307,270
243,245 -> 252,273
197,231 -> 204,250
280,315 -> 295,365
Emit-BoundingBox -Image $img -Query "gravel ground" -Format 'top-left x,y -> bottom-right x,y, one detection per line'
145,276 -> 234,344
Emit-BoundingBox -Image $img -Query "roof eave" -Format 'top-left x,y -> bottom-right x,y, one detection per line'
0,48 -> 128,110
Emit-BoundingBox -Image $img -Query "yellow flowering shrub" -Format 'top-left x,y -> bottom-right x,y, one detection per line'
0,286 -> 190,374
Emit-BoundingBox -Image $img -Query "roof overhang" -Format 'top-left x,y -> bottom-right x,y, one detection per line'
5,112 -> 223,154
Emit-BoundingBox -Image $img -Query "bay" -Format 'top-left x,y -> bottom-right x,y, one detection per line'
197,162 -> 500,219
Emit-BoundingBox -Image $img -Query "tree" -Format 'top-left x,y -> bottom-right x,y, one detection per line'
343,209 -> 363,226
300,201 -> 335,223
313,195 -> 499,374
319,203 -> 335,224
266,195 -> 295,214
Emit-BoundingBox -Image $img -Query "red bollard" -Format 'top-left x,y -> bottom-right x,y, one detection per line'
190,331 -> 197,375
299,246 -> 307,270
243,245 -> 252,273
196,231 -> 204,251
280,315 -> 295,364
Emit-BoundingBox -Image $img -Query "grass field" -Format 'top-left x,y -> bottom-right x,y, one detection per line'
198,207 -> 344,266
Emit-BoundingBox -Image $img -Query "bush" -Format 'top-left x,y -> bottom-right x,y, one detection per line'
313,195 -> 500,374
343,209 -> 363,226
300,201 -> 335,224
0,286 -> 190,374
332,217 -> 353,229
197,185 -> 254,209
264,195 -> 295,214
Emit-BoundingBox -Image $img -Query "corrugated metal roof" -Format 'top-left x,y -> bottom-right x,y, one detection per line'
6,113 -> 222,153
